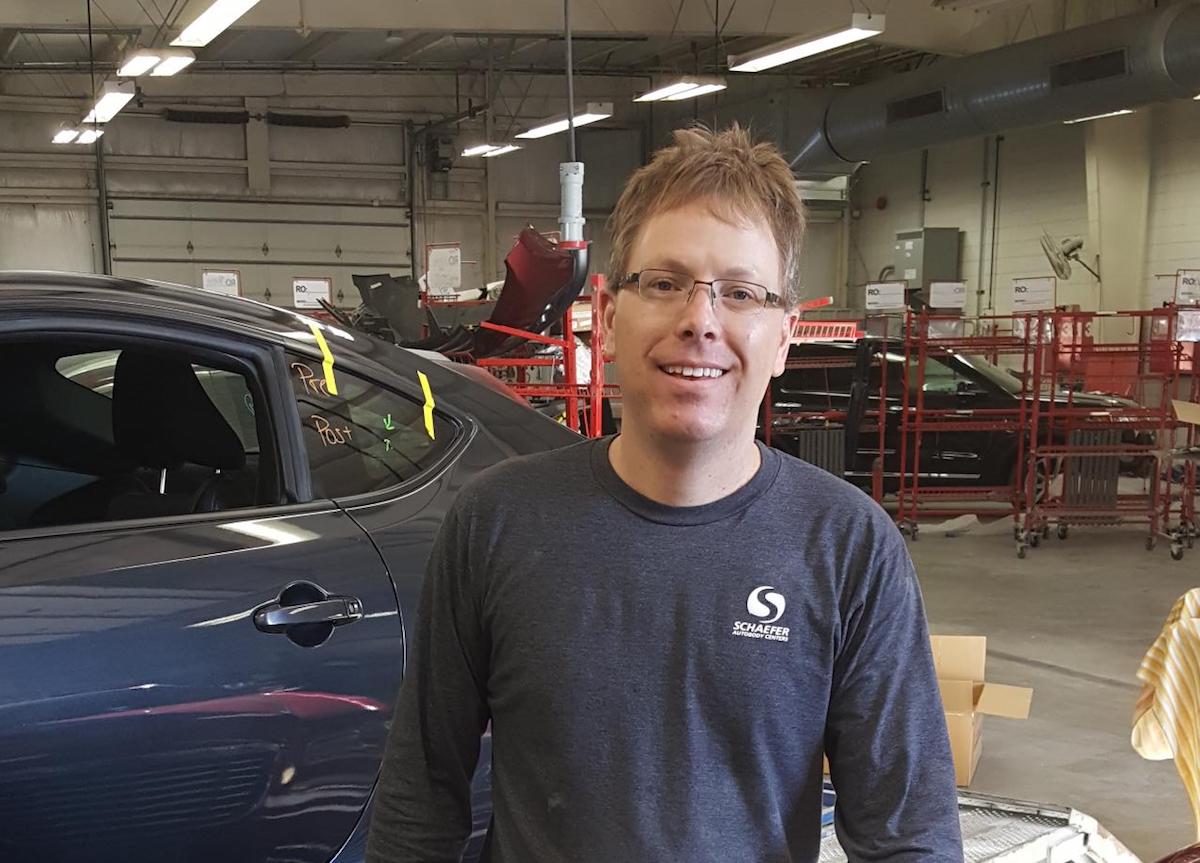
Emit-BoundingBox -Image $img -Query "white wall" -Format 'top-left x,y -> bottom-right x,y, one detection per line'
847,99 -> 1200,314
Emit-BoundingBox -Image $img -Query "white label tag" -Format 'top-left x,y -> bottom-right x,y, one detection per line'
1012,276 -> 1055,311
930,281 -> 967,309
865,281 -> 906,310
293,277 -> 332,309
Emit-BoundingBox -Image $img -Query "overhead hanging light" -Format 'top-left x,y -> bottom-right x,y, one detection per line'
515,101 -> 613,139
52,127 -> 80,144
482,144 -> 522,157
83,80 -> 136,124
149,49 -> 196,76
76,128 -> 105,145
1063,108 -> 1135,124
171,0 -> 261,48
462,143 -> 500,157
634,76 -> 727,103
728,13 -> 885,73
117,49 -> 163,77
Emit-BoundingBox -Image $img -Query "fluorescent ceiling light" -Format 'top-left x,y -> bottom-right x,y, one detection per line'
52,128 -> 80,144
728,13 -> 885,72
117,49 -> 162,77
635,77 -> 727,102
1194,93 -> 1200,100
1063,108 -> 1134,124
515,102 -> 613,139
482,144 -> 522,157
666,82 -> 726,100
150,49 -> 196,76
83,80 -> 136,124
171,0 -> 260,48
462,143 -> 499,157
635,81 -> 702,102
76,128 -> 104,145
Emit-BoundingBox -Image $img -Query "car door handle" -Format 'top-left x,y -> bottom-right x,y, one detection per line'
254,596 -> 364,633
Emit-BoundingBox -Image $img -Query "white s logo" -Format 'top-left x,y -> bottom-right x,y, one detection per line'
746,586 -> 786,624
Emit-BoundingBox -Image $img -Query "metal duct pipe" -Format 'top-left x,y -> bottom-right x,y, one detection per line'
790,2 -> 1200,173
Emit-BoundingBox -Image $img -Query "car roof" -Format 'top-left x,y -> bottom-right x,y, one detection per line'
0,270 -> 362,357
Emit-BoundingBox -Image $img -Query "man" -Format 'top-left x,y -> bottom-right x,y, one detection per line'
366,125 -> 962,862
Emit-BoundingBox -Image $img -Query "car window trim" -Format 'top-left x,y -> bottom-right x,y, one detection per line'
0,315 -> 304,534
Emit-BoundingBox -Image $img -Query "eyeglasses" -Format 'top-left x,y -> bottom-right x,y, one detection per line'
622,268 -> 783,316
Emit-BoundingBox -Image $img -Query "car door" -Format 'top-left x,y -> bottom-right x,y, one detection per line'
0,317 -> 402,863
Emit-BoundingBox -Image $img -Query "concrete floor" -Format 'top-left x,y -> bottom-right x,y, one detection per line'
910,521 -> 1196,861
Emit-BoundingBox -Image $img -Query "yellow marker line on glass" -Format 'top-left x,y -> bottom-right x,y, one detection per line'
308,322 -> 338,396
418,371 -> 436,440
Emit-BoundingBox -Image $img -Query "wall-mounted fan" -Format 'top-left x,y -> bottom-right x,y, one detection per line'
1040,230 -> 1100,280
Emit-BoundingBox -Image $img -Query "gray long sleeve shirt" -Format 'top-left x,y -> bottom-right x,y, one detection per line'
366,437 -> 963,862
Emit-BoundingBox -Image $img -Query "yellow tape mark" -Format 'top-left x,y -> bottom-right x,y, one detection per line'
308,322 -> 338,396
418,371 -> 436,440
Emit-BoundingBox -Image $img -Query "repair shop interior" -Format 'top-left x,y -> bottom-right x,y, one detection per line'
1,0 -> 1200,861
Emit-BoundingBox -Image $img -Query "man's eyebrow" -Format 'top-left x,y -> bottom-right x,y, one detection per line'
639,259 -> 764,281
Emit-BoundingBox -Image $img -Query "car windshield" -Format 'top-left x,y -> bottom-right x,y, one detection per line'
956,352 -> 1023,394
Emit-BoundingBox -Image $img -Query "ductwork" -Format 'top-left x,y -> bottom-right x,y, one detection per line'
790,1 -> 1200,174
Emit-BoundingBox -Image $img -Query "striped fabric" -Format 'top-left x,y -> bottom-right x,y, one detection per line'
1133,588 -> 1200,841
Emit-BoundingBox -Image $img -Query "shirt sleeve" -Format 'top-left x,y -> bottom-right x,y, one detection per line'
365,495 -> 492,863
824,525 -> 963,862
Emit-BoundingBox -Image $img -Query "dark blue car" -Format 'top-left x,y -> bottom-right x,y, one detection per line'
0,272 -> 577,862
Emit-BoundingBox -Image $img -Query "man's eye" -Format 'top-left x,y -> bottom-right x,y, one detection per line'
651,280 -> 679,292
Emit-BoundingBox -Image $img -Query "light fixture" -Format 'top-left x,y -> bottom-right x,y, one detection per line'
1193,93 -> 1200,100
665,81 -> 726,100
171,0 -> 261,48
117,49 -> 163,77
634,76 -> 727,102
728,13 -> 885,72
52,128 -> 80,144
76,128 -> 104,145
482,144 -> 522,157
1063,108 -> 1134,124
149,49 -> 196,76
515,102 -> 613,139
462,143 -> 499,157
83,80 -> 136,124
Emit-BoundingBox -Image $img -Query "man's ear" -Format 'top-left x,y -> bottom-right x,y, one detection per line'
772,309 -> 799,377
598,288 -> 619,361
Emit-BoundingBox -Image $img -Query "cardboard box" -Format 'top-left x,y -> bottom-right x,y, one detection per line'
824,635 -> 1033,786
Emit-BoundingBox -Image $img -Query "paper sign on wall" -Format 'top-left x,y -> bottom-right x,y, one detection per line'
865,281 -> 906,310
426,244 -> 462,294
1176,270 -> 1200,305
1012,276 -> 1056,311
201,269 -> 240,297
930,281 -> 967,309
293,276 -> 332,309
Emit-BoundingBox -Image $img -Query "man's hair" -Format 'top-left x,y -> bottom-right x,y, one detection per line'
606,123 -> 807,308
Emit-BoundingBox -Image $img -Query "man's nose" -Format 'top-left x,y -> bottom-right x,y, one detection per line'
675,283 -> 721,341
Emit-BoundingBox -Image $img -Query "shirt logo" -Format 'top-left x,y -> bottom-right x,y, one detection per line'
731,586 -> 790,643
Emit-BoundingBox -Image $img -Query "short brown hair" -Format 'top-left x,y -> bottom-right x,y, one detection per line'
606,124 -> 807,308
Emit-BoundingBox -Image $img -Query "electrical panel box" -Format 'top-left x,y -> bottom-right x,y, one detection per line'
894,228 -> 961,290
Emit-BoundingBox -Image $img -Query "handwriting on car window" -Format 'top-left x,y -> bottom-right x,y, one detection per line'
311,415 -> 354,447
292,362 -> 332,398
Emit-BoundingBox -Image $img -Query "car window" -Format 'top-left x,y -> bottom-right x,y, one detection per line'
56,350 -> 260,451
2,340 -> 277,532
911,353 -> 961,394
286,353 -> 455,499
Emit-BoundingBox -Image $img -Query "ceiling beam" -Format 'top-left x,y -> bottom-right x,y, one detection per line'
378,32 -> 447,62
287,30 -> 348,62
0,29 -> 17,61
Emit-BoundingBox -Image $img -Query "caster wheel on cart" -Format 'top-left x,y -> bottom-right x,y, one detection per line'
1057,525 -> 1069,540
1146,536 -> 1157,552
1013,526 -> 1022,541
1029,532 -> 1041,548
1017,543 -> 1027,559
1171,544 -> 1185,561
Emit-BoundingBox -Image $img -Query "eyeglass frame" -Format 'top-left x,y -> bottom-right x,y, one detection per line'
620,268 -> 784,314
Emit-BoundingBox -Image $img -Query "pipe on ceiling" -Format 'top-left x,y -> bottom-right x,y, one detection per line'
789,1 -> 1200,174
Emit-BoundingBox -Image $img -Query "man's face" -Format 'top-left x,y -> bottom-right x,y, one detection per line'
599,198 -> 798,447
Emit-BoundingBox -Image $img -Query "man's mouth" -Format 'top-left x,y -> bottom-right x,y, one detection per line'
660,365 -> 727,379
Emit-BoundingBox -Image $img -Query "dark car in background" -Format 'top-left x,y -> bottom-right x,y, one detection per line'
767,339 -> 1152,493
0,272 -> 577,863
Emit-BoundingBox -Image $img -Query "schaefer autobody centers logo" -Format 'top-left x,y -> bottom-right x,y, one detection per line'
731,586 -> 790,643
